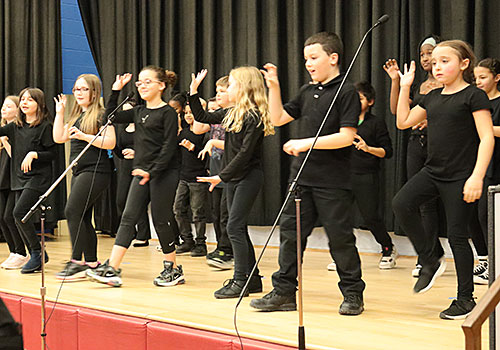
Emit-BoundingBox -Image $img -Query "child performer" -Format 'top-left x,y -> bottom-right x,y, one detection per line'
87,67 -> 183,287
250,32 -> 366,315
53,74 -> 116,280
189,66 -> 274,299
393,40 -> 494,319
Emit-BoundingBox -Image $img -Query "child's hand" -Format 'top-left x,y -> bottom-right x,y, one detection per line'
261,63 -> 280,89
197,175 -> 221,192
112,73 -> 132,91
21,152 -> 37,173
190,69 -> 208,95
53,94 -> 66,115
122,148 -> 135,159
198,140 -> 214,160
463,175 -> 483,203
68,126 -> 87,141
383,59 -> 401,80
179,139 -> 195,152
412,119 -> 428,130
353,135 -> 369,152
283,139 -> 310,157
400,61 -> 416,88
132,169 -> 150,185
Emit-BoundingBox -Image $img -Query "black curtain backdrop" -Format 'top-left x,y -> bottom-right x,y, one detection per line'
0,0 -> 66,225
78,0 -> 500,229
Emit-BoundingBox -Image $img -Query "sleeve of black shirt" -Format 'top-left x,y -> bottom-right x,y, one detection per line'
339,86 -> 361,128
34,123 -> 57,162
188,93 -> 225,124
469,87 -> 492,112
374,115 -> 393,159
283,85 -> 306,120
0,123 -> 15,138
148,107 -> 179,178
105,90 -> 135,124
218,113 -> 263,182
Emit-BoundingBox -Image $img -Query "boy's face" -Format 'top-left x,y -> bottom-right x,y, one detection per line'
304,43 -> 339,84
184,105 -> 194,125
207,100 -> 219,112
216,85 -> 230,108
358,92 -> 374,113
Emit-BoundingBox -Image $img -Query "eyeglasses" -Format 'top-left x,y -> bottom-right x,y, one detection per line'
135,79 -> 161,88
72,87 -> 90,93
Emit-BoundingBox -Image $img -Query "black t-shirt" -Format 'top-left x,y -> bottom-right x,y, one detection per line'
70,113 -> 113,175
418,85 -> 491,181
178,127 -> 208,181
107,91 -> 181,178
283,73 -> 360,189
0,148 -> 10,190
0,121 -> 56,191
487,96 -> 500,180
351,113 -> 393,174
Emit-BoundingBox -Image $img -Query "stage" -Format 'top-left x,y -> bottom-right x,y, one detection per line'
0,232 -> 489,349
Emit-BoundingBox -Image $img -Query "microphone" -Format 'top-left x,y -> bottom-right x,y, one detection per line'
373,14 -> 390,28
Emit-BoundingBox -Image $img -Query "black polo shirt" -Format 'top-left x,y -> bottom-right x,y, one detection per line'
283,73 -> 360,189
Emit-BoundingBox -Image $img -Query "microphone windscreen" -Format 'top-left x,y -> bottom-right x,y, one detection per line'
378,14 -> 390,24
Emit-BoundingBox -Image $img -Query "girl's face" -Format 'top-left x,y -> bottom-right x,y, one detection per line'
20,92 -> 38,117
1,98 -> 18,123
420,44 -> 435,72
168,100 -> 183,115
137,70 -> 165,102
226,75 -> 239,103
73,78 -> 92,109
183,106 -> 194,125
474,66 -> 500,95
358,92 -> 373,113
431,46 -> 469,86
216,85 -> 230,108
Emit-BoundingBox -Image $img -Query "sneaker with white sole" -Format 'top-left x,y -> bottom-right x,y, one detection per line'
413,257 -> 446,294
207,250 -> 234,270
412,264 -> 422,277
56,261 -> 89,281
439,299 -> 476,320
3,254 -> 30,270
327,261 -> 336,271
0,253 -> 15,269
473,270 -> 489,285
473,259 -> 488,276
379,246 -> 397,269
153,261 -> 185,287
86,259 -> 122,287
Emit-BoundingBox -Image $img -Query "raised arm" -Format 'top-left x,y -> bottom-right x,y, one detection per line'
383,59 -> 402,114
396,61 -> 427,129
261,63 -> 294,126
53,94 -> 70,143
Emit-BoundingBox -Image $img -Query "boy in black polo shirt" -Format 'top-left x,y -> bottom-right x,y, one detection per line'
250,32 -> 365,315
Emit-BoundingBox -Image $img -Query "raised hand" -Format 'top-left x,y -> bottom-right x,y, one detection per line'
53,94 -> 66,115
112,73 -> 133,91
260,63 -> 279,89
400,61 -> 416,88
190,69 -> 208,95
383,59 -> 401,80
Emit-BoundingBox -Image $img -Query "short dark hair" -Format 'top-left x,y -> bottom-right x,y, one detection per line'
304,32 -> 343,63
355,81 -> 376,103
477,58 -> 500,77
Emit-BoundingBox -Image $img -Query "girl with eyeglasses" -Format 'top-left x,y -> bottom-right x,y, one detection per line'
87,66 -> 183,288
53,74 -> 116,280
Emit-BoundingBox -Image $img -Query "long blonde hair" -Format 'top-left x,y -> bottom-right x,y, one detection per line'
222,67 -> 274,136
68,74 -> 104,134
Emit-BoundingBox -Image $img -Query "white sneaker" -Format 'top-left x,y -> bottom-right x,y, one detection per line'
0,253 -> 15,268
474,270 -> 489,285
412,264 -> 422,278
3,254 -> 30,270
379,246 -> 398,269
473,259 -> 488,276
327,261 -> 336,271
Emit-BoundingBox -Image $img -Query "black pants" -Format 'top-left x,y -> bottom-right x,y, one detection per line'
393,169 -> 474,299
13,189 -> 43,253
0,298 -> 23,350
225,168 -> 262,280
272,186 -> 365,297
0,190 -> 25,256
211,186 -> 231,254
65,172 -> 110,262
116,158 -> 150,240
352,173 -> 392,249
174,180 -> 208,244
469,176 -> 497,257
114,169 -> 179,254
407,135 -> 444,261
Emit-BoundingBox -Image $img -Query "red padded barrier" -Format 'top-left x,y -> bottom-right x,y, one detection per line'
21,298 -> 78,350
0,292 -> 22,323
231,337 -> 296,350
147,321 -> 233,350
78,308 -> 147,350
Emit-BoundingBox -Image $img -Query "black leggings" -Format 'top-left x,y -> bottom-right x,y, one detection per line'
211,186 -> 231,254
13,189 -> 44,253
65,172 -> 110,262
393,169 -> 474,299
114,169 -> 179,254
469,176 -> 497,257
0,189 -> 26,256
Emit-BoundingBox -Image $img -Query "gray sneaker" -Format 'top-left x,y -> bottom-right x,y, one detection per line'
153,261 -> 185,287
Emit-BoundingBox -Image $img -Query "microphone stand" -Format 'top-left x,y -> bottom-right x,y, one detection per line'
21,92 -> 133,350
235,14 -> 390,350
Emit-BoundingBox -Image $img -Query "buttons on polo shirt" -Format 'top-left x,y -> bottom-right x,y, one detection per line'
314,94 -> 319,99
318,86 -> 324,90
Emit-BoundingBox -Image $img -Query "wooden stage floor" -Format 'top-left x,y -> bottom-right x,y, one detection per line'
0,235 -> 489,350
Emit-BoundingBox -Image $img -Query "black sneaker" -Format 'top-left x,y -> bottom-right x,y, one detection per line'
132,240 -> 149,247
339,294 -> 364,315
176,241 -> 194,255
56,261 -> 88,281
214,279 -> 248,299
207,250 -> 234,270
473,260 -> 488,276
413,258 -> 446,294
474,270 -> 489,285
439,299 -> 476,320
153,261 -> 185,287
86,259 -> 122,287
250,289 -> 297,311
248,274 -> 263,294
21,250 -> 49,274
190,244 -> 207,257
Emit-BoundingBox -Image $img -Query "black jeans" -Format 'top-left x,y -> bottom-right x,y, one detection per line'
352,173 -> 392,249
211,186 -> 231,254
272,186 -> 365,297
0,190 -> 25,256
13,189 -> 43,253
114,169 -> 179,254
65,172 -> 110,262
174,180 -> 208,244
116,158 -> 150,240
225,168 -> 262,280
393,169 -> 474,299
